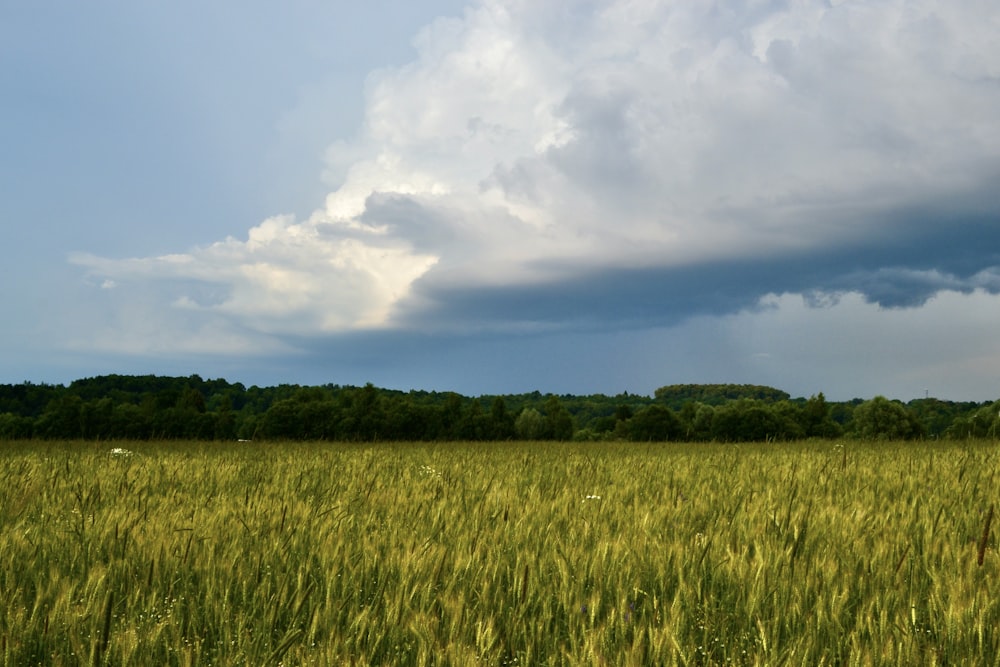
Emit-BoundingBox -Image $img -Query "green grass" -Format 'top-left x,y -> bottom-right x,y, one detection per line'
1,439 -> 999,665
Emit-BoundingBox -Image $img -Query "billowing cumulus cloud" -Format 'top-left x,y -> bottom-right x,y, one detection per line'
72,214 -> 436,348
75,0 -> 1000,362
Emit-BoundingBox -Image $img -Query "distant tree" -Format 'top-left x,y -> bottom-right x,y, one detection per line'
571,427 -> 604,442
586,415 -> 615,434
0,412 -> 33,439
457,400 -> 489,440
768,401 -> 805,440
35,395 -> 84,439
0,382 -> 60,417
111,403 -> 150,440
801,393 -> 843,438
213,395 -> 237,440
236,414 -> 259,441
260,399 -> 302,440
615,404 -> 634,422
149,407 -> 189,439
15,372 -> 996,444
830,399 -> 862,427
80,398 -> 114,439
711,400 -> 789,442
488,397 -> 516,440
515,408 -> 547,440
679,403 -> 716,441
654,384 -> 790,409
850,396 -> 924,440
345,383 -> 384,441
378,398 -> 420,440
946,401 -> 1000,439
628,405 -> 682,442
543,396 -> 574,440
298,400 -> 338,440
435,393 -> 465,440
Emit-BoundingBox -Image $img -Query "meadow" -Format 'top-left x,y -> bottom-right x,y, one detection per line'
1,439 -> 998,666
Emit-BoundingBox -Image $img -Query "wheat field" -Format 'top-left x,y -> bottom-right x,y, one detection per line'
1,439 -> 998,665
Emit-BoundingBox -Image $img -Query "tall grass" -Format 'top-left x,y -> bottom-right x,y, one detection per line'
0,439 -> 998,665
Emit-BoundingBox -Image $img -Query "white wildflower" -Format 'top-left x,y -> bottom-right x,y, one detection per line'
109,447 -> 133,457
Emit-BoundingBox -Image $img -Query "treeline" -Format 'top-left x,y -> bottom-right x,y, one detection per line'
0,375 -> 997,442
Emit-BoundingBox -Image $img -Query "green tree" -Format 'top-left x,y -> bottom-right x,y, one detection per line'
615,404 -> 634,422
435,393 -> 465,440
543,396 -> 574,440
850,396 -> 924,440
457,400 -> 489,440
214,395 -> 237,440
801,393 -> 842,438
176,386 -> 207,413
344,383 -> 384,441
35,395 -> 84,439
515,408 -> 547,440
947,401 -> 1000,439
297,400 -> 338,440
260,399 -> 302,439
488,398 -> 515,440
111,403 -> 150,440
654,384 -> 790,409
711,400 -> 787,442
685,403 -> 716,441
0,412 -> 33,439
628,405 -> 681,442
80,398 -> 114,439
382,398 -> 431,441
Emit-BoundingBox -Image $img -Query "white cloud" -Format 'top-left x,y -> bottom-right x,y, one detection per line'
323,0 -> 1000,277
74,0 -> 1000,355
71,213 -> 437,352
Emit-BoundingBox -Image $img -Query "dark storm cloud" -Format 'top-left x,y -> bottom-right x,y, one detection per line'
401,206 -> 1000,330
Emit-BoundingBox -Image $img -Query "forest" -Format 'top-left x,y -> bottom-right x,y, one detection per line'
0,374 -> 997,442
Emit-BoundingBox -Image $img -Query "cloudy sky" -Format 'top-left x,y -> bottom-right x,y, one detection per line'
4,0 -> 1000,401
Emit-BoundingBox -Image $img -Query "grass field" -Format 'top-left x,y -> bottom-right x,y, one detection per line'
1,439 -> 998,665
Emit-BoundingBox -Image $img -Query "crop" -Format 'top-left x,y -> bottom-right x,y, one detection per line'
0,439 -> 998,665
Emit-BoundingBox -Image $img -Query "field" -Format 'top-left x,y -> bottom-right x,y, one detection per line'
1,439 -> 999,666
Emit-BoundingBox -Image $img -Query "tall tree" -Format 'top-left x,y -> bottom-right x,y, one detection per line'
628,405 -> 681,442
488,397 -> 515,440
515,408 -> 547,440
543,396 -> 574,440
850,396 -> 924,440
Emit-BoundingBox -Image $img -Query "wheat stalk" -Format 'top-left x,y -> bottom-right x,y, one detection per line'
977,503 -> 994,566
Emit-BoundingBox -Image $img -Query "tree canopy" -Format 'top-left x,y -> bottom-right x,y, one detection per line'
0,375 -> 994,443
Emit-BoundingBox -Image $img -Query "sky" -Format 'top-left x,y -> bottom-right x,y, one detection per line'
3,0 -> 1000,402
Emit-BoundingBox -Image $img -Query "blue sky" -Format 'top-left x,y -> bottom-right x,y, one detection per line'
3,0 -> 1000,401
